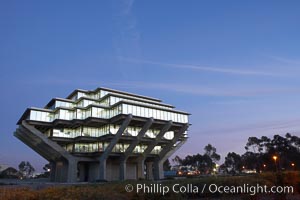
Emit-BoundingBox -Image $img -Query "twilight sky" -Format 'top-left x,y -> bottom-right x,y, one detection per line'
1,0 -> 300,172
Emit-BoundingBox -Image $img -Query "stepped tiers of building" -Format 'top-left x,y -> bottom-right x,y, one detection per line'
15,87 -> 190,182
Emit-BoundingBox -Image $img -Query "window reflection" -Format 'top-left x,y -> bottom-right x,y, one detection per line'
151,146 -> 162,154
64,142 -> 162,154
28,89 -> 189,124
29,103 -> 188,123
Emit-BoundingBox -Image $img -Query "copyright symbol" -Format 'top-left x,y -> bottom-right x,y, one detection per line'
125,184 -> 134,192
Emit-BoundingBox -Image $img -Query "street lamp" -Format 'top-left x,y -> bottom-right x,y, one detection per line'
213,164 -> 219,175
291,163 -> 295,170
272,156 -> 278,172
263,164 -> 266,171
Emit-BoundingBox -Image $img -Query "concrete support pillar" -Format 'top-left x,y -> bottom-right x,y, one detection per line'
137,158 -> 145,179
54,161 -> 67,182
67,159 -> 78,183
119,118 -> 153,180
78,162 -> 85,182
152,124 -> 188,180
158,124 -> 189,163
17,121 -> 79,182
124,118 -> 154,157
142,121 -> 173,158
99,115 -> 132,181
146,162 -> 153,180
50,161 -> 56,182
119,158 -> 127,180
99,159 -> 107,180
153,160 -> 164,180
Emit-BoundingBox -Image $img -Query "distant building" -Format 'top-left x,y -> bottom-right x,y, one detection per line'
0,167 -> 19,178
0,164 -> 9,173
15,87 -> 190,182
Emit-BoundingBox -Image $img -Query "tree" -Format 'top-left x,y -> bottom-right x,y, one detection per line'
245,137 -> 263,153
163,159 -> 171,171
242,133 -> 300,172
0,167 -> 20,179
172,155 -> 183,166
204,144 -> 221,163
225,152 -> 242,173
41,163 -> 51,178
241,152 -> 257,170
43,163 -> 51,172
260,136 -> 271,153
199,154 -> 214,174
18,161 -> 35,178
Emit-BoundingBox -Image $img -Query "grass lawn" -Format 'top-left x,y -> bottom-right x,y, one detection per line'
0,171 -> 299,200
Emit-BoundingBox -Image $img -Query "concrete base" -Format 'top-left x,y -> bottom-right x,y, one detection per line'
15,120 -> 188,183
62,157 -> 142,182
106,158 -> 138,181
146,162 -> 154,180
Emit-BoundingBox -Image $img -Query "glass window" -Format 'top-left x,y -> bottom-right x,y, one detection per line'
128,105 -> 133,114
122,104 -> 128,114
77,92 -> 85,99
118,105 -> 122,114
76,109 -> 82,119
141,107 -> 145,117
132,106 -> 136,115
153,109 -> 157,118
110,96 -> 115,105
184,115 -> 188,123
36,111 -> 41,120
99,143 -> 103,151
150,109 -> 154,118
103,142 -> 109,150
157,110 -> 160,119
136,106 -> 141,116
163,111 -> 167,120
67,110 -> 74,120
85,108 -> 91,118
143,108 -> 148,118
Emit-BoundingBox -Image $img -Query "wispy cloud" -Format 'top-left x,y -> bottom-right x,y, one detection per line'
118,57 -> 285,76
112,1 -> 141,59
120,0 -> 135,15
180,118 -> 300,160
16,77 -> 300,98
195,118 -> 300,137
103,81 -> 300,97
268,55 -> 300,65
208,99 -> 258,105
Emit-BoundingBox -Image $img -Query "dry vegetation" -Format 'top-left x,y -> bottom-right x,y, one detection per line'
0,171 -> 299,200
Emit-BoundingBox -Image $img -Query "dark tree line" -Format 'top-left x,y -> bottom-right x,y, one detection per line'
172,144 -> 221,174
171,134 -> 299,174
18,161 -> 35,178
0,161 -> 36,179
223,133 -> 300,173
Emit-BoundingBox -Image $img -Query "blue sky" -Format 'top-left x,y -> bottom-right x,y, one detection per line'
1,0 -> 300,172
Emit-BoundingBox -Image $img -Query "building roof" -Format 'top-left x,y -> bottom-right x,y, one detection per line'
0,164 -> 10,172
67,87 -> 162,102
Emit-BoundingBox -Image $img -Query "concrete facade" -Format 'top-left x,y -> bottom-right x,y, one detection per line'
15,87 -> 189,182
